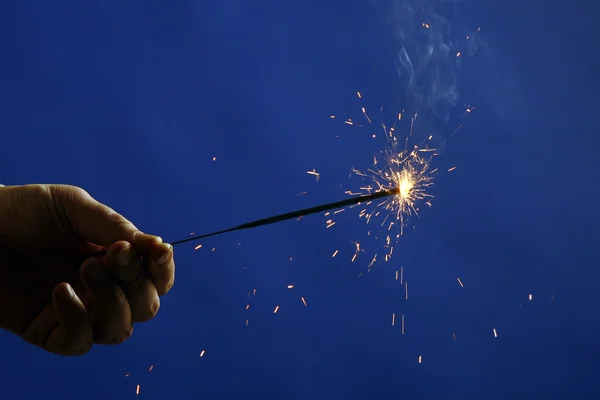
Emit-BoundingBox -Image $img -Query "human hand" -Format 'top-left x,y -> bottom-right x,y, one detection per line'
0,184 -> 175,355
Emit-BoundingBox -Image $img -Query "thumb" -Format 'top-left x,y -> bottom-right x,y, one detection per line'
55,185 -> 161,249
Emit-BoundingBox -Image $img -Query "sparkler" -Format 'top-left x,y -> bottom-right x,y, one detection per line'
170,188 -> 400,246
171,141 -> 435,247
351,145 -> 435,236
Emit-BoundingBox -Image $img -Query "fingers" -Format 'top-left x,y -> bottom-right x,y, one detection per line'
106,241 -> 160,323
81,257 -> 133,344
147,242 -> 175,296
78,240 -> 174,346
71,235 -> 175,349
46,283 -> 93,356
52,185 -> 161,250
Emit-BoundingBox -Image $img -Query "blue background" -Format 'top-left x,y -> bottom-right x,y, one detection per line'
1,0 -> 599,399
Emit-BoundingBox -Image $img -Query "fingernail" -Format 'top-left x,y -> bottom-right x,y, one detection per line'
115,247 -> 132,267
156,243 -> 172,265
136,232 -> 162,244
88,261 -> 106,281
66,284 -> 76,299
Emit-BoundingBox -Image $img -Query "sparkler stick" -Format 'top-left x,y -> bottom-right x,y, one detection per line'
170,188 -> 400,246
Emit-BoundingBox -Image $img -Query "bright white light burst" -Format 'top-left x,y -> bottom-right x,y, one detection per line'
353,145 -> 436,236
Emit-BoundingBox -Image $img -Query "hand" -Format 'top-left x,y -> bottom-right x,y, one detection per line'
0,184 -> 175,355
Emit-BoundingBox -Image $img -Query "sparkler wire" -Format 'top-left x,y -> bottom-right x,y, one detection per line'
170,188 -> 400,246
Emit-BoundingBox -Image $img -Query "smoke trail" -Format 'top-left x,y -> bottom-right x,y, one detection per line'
380,0 -> 481,129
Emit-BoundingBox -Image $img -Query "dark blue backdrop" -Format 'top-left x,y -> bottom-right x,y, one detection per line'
1,1 -> 599,399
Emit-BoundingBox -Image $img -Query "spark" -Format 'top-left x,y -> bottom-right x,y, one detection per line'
287,285 -> 294,289
401,314 -> 405,334
301,297 -> 307,307
448,166 -> 457,172
357,91 -> 362,99
442,124 -> 463,147
274,305 -> 280,314
418,356 -> 422,364
405,282 -> 409,300
148,365 -> 154,372
367,254 -> 377,271
136,385 -> 140,395
212,156 -> 216,161
307,169 -> 320,182
460,101 -> 477,116
330,115 -> 336,119
332,249 -> 339,257
452,333 -> 457,341
493,328 -> 498,338
351,241 -> 361,262
392,313 -> 396,326
362,107 -> 372,123
194,244 -> 202,250
457,277 -> 464,287
529,294 -> 533,301
200,350 -> 206,357
352,145 -> 435,236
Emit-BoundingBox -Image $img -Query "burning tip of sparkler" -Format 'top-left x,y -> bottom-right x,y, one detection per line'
353,148 -> 434,234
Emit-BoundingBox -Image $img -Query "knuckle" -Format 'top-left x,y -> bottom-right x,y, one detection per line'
137,299 -> 160,322
161,277 -> 174,296
58,185 -> 91,206
116,326 -> 134,344
69,185 -> 91,199
69,341 -> 93,356
93,319 -> 133,345
148,298 -> 160,319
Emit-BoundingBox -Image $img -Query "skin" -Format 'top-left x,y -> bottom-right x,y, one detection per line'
0,184 -> 175,355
